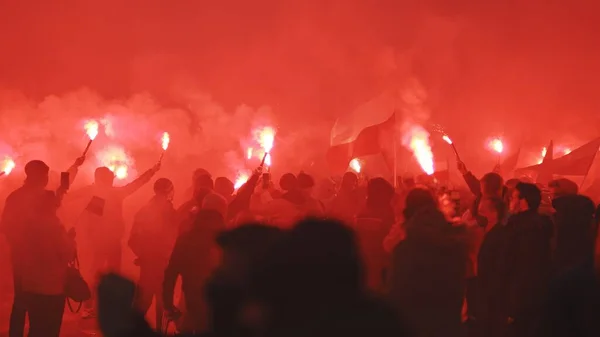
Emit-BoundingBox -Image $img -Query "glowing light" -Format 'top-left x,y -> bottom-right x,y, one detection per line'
234,171 -> 250,190
254,126 -> 276,153
442,135 -> 453,144
264,153 -> 272,167
349,158 -> 362,173
96,145 -> 133,180
538,147 -> 548,164
161,132 -> 170,151
84,120 -> 99,140
246,147 -> 253,160
563,148 -> 571,155
1,157 -> 16,176
488,138 -> 504,154
402,124 -> 435,175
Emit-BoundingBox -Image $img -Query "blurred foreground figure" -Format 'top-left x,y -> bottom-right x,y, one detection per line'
72,162 -> 160,318
505,182 -> 552,337
129,178 -> 177,331
252,218 -> 405,337
388,188 -> 468,337
163,209 -> 225,334
328,172 -> 361,225
1,158 -> 83,337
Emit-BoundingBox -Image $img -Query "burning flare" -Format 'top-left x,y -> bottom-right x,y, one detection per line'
246,148 -> 253,160
264,153 -> 272,167
97,145 -> 132,180
349,158 -> 362,173
538,147 -> 548,164
84,120 -> 99,140
1,157 -> 16,176
402,124 -> 435,175
488,138 -> 504,154
161,132 -> 170,151
255,126 -> 276,153
234,171 -> 250,190
442,135 -> 453,144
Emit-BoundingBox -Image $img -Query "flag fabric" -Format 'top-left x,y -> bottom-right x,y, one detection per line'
551,137 -> 600,176
516,137 -> 600,179
327,91 -> 398,174
85,196 -> 106,216
536,140 -> 554,184
499,147 -> 521,174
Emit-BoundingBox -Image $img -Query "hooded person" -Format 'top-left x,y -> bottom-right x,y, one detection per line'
128,178 -> 177,331
1,157 -> 84,337
551,194 -> 596,276
388,194 -> 469,337
163,209 -> 225,334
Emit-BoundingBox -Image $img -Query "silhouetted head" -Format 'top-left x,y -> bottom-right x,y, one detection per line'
297,172 -> 315,197
193,173 -> 214,198
403,188 -> 438,221
366,177 -> 395,206
94,167 -> 115,187
193,168 -> 211,181
549,178 -> 578,200
511,182 -> 542,213
215,177 -> 235,199
153,178 -> 174,200
24,160 -> 50,188
202,192 -> 228,219
340,172 -> 358,192
279,173 -> 297,192
481,172 -> 503,197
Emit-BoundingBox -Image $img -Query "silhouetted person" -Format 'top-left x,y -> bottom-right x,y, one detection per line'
72,162 -> 159,318
476,197 -> 510,337
389,193 -> 468,337
19,191 -> 75,337
328,171 -> 362,225
505,182 -> 552,337
163,209 -> 225,334
128,178 -> 177,331
552,194 -> 596,276
261,173 -> 315,228
177,173 -> 214,234
355,177 -> 395,291
297,172 -> 325,216
215,177 -> 235,202
204,224 -> 284,337
1,158 -> 83,337
252,218 -> 404,337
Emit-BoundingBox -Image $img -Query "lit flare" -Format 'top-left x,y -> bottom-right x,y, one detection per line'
442,135 -> 453,144
488,138 -> 504,154
97,145 -> 132,180
234,171 -> 250,190
161,132 -> 170,151
84,120 -> 99,140
0,157 -> 16,176
402,124 -> 435,175
349,158 -> 361,173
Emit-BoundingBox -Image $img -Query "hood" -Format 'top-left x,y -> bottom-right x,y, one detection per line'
552,194 -> 595,219
404,207 -> 468,248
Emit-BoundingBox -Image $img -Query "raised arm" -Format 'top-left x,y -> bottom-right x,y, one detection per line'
116,163 -> 160,198
458,160 -> 481,197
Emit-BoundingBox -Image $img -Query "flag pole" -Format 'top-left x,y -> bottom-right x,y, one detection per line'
579,149 -> 598,189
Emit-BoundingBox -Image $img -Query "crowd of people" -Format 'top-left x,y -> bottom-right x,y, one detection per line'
1,155 -> 600,337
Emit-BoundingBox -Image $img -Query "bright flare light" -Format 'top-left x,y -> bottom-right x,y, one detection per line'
234,171 -> 250,190
97,145 -> 132,180
255,126 -> 276,153
161,132 -> 170,151
349,158 -> 361,173
537,147 -> 548,164
264,153 -> 272,167
442,135 -> 453,144
402,124 -> 435,175
1,157 -> 16,176
488,138 -> 504,154
84,120 -> 99,140
246,148 -> 253,160
563,148 -> 571,155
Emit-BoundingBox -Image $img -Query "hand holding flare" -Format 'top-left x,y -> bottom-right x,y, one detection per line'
0,157 -> 16,177
159,132 -> 170,163
83,120 -> 99,156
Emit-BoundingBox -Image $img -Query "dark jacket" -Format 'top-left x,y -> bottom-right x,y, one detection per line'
477,223 -> 511,337
552,195 -> 596,275
504,210 -> 552,335
389,207 -> 468,337
163,210 -> 224,309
